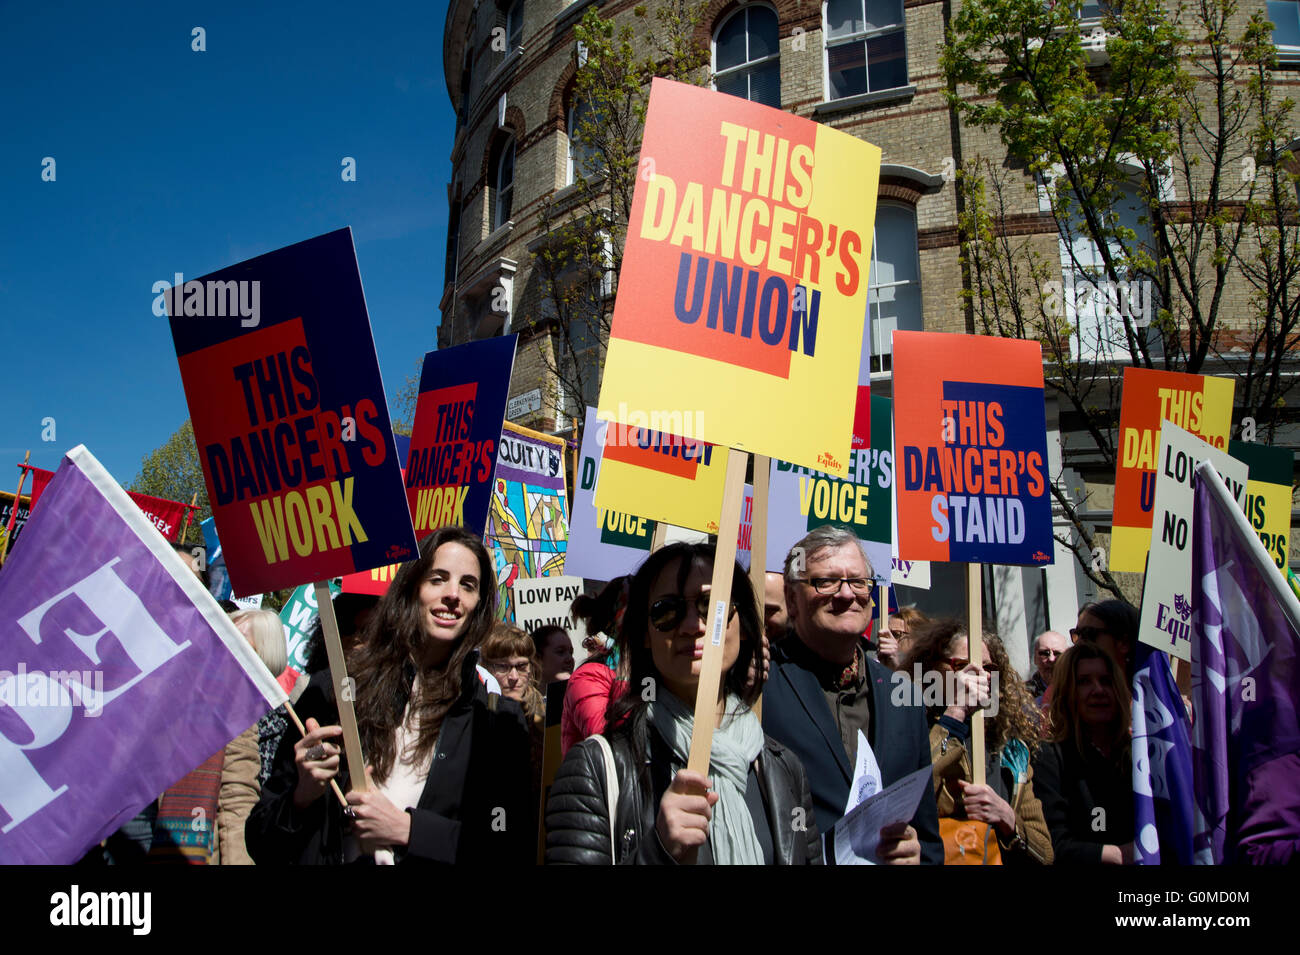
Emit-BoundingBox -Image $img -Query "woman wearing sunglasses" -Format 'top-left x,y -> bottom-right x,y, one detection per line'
902,620 -> 1052,864
545,542 -> 822,864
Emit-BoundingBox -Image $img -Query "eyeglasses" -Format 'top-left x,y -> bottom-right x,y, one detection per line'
485,661 -> 531,677
1036,648 -> 1063,659
799,577 -> 874,596
649,594 -> 737,632
1070,626 -> 1108,644
944,657 -> 999,672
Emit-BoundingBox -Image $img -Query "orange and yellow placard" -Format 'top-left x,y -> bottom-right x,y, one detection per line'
596,78 -> 881,478
594,423 -> 729,534
1111,368 -> 1235,572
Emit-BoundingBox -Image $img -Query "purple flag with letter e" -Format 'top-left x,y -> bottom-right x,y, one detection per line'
0,446 -> 286,864
1190,460 -> 1300,865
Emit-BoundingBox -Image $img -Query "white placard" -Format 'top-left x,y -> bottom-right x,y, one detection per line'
512,574 -> 585,632
1138,421 -> 1247,661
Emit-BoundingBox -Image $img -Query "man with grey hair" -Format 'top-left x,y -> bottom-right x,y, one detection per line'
761,526 -> 942,864
1027,630 -> 1069,700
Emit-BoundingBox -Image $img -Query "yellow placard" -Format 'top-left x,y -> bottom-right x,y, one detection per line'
597,79 -> 880,478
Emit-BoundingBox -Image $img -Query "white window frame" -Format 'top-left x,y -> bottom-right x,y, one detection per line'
866,201 -> 922,373
1269,0 -> 1300,60
567,101 -> 600,185
821,0 -> 907,102
712,5 -> 782,107
493,139 -> 515,232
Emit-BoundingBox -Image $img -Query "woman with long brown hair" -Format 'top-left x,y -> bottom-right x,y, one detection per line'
902,620 -> 1052,864
246,527 -> 534,865
1031,641 -> 1135,865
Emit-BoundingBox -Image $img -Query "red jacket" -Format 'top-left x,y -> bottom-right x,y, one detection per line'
560,660 -> 628,756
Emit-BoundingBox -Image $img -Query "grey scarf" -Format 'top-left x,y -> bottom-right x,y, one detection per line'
647,689 -> 766,865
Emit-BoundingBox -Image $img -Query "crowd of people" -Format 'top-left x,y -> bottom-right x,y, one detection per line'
81,526 -> 1171,866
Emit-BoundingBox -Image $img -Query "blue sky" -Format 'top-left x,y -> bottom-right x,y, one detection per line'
1,0 -> 455,488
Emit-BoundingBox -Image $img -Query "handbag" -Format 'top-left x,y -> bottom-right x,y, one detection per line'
939,816 -> 1003,865
590,734 -> 620,863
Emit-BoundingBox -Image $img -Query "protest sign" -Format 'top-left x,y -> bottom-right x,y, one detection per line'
1139,422 -> 1247,661
595,422 -> 728,533
596,78 -> 881,477
405,338 -> 515,537
1111,367 -> 1235,572
891,557 -> 930,589
0,492 -> 30,558
893,332 -> 1053,565
27,464 -> 196,543
512,575 -> 584,632
278,579 -> 340,692
167,228 -> 417,595
0,446 -> 285,863
1229,440 -> 1294,573
487,422 -> 569,617
767,392 -> 892,579
341,434 -> 413,595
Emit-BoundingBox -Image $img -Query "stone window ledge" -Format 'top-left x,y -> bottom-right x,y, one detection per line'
813,85 -> 917,118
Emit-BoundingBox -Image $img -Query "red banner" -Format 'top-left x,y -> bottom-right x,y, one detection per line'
25,465 -> 196,542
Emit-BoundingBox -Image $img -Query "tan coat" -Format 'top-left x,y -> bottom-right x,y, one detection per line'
928,723 -> 1053,865
212,724 -> 261,865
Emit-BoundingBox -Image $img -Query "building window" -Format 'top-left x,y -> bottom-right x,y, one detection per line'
1058,177 -> 1157,361
713,6 -> 781,108
867,203 -> 922,372
1269,1 -> 1300,53
492,138 -> 515,231
568,100 -> 600,184
506,0 -> 524,51
823,0 -> 907,101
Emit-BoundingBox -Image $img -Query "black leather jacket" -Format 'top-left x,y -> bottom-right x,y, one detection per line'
246,651 -> 534,865
544,711 -> 823,865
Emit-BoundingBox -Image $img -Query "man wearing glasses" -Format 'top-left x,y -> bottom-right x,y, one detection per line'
761,526 -> 942,864
1027,630 -> 1069,700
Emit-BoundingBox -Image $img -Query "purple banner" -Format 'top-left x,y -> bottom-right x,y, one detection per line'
1191,461 -> 1300,864
0,447 -> 284,863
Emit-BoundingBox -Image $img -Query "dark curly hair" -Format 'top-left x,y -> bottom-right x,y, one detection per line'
902,618 -> 1043,754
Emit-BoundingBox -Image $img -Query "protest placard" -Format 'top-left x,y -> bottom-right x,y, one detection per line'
406,338 -> 516,537
277,579 -> 340,692
891,557 -> 931,590
1229,440 -> 1294,573
596,78 -> 881,477
167,228 -> 417,595
0,446 -> 285,862
595,422 -> 728,533
1139,422 -> 1247,661
27,464 -> 196,543
893,332 -> 1053,565
767,392 -> 892,579
512,575 -> 584,632
487,422 -> 569,618
1111,367 -> 1235,572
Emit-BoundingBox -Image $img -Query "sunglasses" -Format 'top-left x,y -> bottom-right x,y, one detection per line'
649,594 -> 737,633
1070,625 -> 1108,643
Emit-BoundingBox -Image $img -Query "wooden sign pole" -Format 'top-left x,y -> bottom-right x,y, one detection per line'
878,583 -> 888,644
314,580 -> 370,793
967,563 -> 986,786
179,492 -> 199,545
686,448 -> 748,776
749,455 -> 770,720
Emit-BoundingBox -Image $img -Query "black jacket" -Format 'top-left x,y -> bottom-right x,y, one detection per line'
1032,739 -> 1134,865
761,641 -> 944,864
544,711 -> 823,864
246,651 -> 534,865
